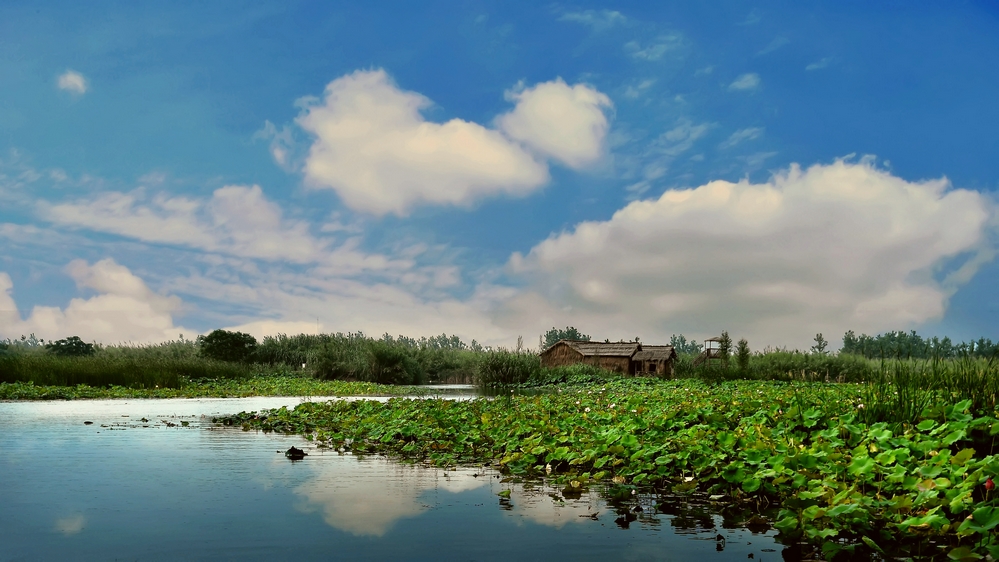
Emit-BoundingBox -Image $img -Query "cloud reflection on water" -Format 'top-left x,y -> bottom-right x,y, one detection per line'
54,513 -> 86,535
292,455 -> 487,536
290,452 -> 626,536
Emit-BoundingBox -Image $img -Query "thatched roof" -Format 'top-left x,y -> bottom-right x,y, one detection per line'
542,340 -> 640,357
568,341 -> 641,357
633,346 -> 677,361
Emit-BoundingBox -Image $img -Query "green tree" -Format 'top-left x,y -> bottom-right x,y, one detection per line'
542,326 -> 591,348
736,338 -> 751,374
811,333 -> 829,355
197,329 -> 258,363
45,336 -> 96,357
718,331 -> 732,368
669,334 -> 703,355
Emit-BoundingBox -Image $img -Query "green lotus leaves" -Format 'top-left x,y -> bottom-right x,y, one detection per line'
217,378 -> 999,558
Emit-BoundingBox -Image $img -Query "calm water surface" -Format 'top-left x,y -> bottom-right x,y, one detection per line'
0,396 -> 785,561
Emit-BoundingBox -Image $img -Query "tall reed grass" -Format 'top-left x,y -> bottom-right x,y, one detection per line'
0,353 -> 250,388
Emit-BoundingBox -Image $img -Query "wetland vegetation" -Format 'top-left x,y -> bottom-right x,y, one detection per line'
4,327 -> 999,557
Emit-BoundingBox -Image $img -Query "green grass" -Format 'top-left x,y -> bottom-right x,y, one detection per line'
0,375 -> 413,400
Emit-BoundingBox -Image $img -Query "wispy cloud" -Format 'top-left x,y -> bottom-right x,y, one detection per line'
806,57 -> 833,71
558,9 -> 626,32
40,185 -> 331,264
624,34 -> 684,61
737,10 -> 761,26
728,73 -> 761,91
719,127 -> 764,149
622,78 -> 656,99
57,70 -> 88,95
756,37 -> 789,56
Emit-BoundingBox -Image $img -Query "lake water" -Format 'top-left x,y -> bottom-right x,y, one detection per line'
0,396 -> 788,561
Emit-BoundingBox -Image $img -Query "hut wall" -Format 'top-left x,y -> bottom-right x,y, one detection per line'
583,355 -> 632,373
540,343 -> 584,367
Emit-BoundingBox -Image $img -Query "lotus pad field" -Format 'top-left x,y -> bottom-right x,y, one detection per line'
219,379 -> 999,560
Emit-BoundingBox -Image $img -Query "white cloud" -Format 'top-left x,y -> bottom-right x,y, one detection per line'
729,73 -> 761,91
756,37 -> 789,56
623,79 -> 656,99
624,34 -> 684,61
496,79 -> 612,169
295,70 -> 612,216
255,120 -> 299,170
0,259 -> 193,343
296,70 -> 547,216
619,119 -> 713,199
558,9 -> 626,32
806,57 -> 832,71
57,70 -> 88,94
171,263 -> 519,348
695,66 -> 715,76
719,127 -> 764,149
40,185 -> 329,263
499,160 -> 995,349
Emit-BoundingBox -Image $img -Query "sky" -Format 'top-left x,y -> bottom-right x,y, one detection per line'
1,1 -> 997,350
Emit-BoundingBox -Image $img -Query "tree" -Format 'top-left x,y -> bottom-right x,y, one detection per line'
811,333 -> 829,355
45,336 -> 96,357
542,327 -> 591,348
669,334 -> 703,355
197,329 -> 258,363
736,338 -> 751,374
718,331 -> 732,368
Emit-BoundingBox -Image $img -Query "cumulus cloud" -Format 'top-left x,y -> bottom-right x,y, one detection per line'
729,73 -> 761,91
0,259 -> 193,343
57,70 -> 88,94
297,71 -> 540,216
295,70 -> 612,216
40,184 -> 328,263
496,79 -> 612,169
719,127 -> 764,149
558,9 -> 626,32
499,160 -> 995,349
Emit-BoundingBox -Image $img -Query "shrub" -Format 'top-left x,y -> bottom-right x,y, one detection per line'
524,363 -> 614,387
475,351 -> 540,386
367,340 -> 424,385
45,336 -> 96,357
198,330 -> 257,363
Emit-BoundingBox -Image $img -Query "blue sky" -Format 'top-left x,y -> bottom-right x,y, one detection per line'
1,1 -> 997,350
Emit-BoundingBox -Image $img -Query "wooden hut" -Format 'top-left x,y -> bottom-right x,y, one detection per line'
633,345 -> 678,377
539,340 -> 677,377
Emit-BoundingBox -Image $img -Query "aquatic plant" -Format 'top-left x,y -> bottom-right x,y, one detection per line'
218,378 -> 999,559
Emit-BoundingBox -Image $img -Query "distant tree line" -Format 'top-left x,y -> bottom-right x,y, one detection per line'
841,330 -> 998,359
